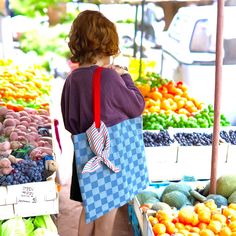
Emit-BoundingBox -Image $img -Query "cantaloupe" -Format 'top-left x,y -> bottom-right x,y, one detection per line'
216,175 -> 236,198
228,190 -> 236,204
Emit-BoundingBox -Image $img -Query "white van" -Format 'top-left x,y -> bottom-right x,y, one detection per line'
161,5 -> 236,125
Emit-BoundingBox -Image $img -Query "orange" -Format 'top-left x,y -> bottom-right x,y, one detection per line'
191,227 -> 200,233
222,207 -> 236,218
157,210 -> 172,223
197,223 -> 207,230
219,226 -> 232,236
153,223 -> 166,235
229,203 -> 236,211
162,220 -> 176,234
204,200 -> 217,211
207,220 -> 222,234
198,210 -> 211,224
211,213 -> 227,224
195,203 -> 208,214
199,229 -> 214,236
188,233 -> 200,236
228,221 -> 236,232
178,229 -> 190,236
175,222 -> 185,231
149,216 -> 158,227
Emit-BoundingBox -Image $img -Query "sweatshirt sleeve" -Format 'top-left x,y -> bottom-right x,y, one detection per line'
101,69 -> 145,119
60,74 -> 81,134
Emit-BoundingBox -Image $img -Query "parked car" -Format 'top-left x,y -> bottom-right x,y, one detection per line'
161,4 -> 236,125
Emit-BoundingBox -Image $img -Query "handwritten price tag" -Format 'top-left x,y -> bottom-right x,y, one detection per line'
18,186 -> 37,203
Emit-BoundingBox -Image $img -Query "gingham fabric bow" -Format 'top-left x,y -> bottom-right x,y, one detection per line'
82,121 -> 120,174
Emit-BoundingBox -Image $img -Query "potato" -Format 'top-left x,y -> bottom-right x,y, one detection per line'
3,126 -> 15,136
20,120 -> 29,128
38,109 -> 49,116
5,115 -> 14,120
28,140 -> 38,148
17,131 -> 26,137
0,141 -> 11,151
30,132 -> 40,141
6,111 -> 20,119
27,126 -> 37,133
10,141 -> 23,150
38,140 -> 46,147
23,108 -> 37,115
40,137 -> 52,145
0,107 -> 8,116
14,119 -> 20,125
29,122 -> 38,128
17,136 -> 28,144
3,118 -> 16,127
19,111 -> 29,117
20,116 -> 31,123
9,132 -> 18,141
16,125 -> 27,132
0,149 -> 11,157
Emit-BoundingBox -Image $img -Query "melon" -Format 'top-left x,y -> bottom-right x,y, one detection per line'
206,194 -> 228,207
161,182 -> 192,201
228,190 -> 236,204
162,190 -> 191,209
216,175 -> 236,198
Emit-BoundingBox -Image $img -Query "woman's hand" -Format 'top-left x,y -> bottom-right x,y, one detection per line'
107,64 -> 129,75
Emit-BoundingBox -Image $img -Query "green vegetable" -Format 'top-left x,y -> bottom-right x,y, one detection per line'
24,218 -> 34,235
30,228 -> 58,236
0,217 -> 26,236
33,215 -> 58,233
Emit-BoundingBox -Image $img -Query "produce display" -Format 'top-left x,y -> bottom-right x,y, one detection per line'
0,59 -> 53,111
136,73 -> 231,130
0,60 -> 57,186
143,129 -> 236,146
137,175 -> 236,236
0,215 -> 58,236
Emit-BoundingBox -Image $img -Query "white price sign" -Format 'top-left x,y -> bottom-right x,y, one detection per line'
18,186 -> 37,204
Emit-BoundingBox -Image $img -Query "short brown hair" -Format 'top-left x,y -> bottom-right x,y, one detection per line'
68,10 -> 120,64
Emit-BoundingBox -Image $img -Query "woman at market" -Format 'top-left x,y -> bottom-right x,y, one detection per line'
60,10 -> 145,236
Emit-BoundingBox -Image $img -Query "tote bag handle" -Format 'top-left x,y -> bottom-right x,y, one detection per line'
93,66 -> 103,128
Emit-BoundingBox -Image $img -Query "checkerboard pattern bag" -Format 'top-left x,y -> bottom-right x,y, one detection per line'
72,67 -> 149,223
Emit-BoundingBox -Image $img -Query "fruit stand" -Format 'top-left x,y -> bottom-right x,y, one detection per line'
0,59 -> 59,235
127,49 -> 236,235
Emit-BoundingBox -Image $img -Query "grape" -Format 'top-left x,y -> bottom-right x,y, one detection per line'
0,159 -> 46,186
143,130 -> 175,147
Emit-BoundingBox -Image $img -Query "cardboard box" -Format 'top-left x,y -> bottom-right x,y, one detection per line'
145,146 -> 178,181
0,180 -> 59,220
176,144 -> 228,179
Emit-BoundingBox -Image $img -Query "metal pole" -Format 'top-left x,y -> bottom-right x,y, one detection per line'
210,0 -> 224,194
133,4 -> 138,58
139,0 -> 145,79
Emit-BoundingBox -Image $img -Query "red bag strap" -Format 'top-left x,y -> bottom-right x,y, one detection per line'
93,66 -> 103,128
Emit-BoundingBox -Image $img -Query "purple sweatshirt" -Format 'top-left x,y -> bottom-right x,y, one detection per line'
61,65 -> 145,135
